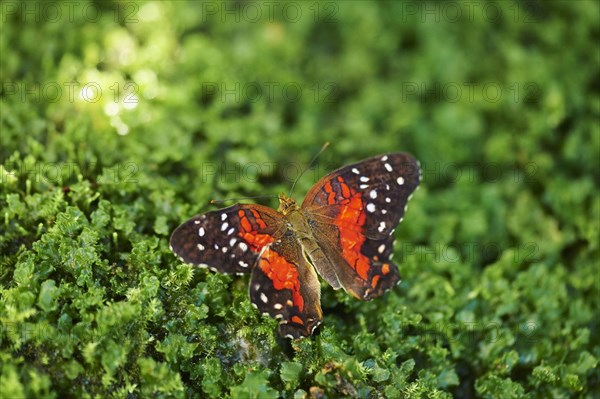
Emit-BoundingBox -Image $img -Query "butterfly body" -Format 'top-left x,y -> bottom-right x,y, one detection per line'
170,153 -> 421,338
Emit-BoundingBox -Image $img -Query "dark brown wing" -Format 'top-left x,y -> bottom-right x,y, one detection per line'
302,153 -> 421,240
170,204 -> 286,274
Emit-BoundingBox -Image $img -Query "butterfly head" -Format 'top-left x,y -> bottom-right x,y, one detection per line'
277,193 -> 298,215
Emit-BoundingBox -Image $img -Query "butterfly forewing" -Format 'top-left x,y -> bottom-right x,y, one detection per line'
302,153 -> 421,239
170,204 -> 285,274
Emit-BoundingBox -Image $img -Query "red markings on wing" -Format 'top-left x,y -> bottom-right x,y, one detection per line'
239,210 -> 253,231
324,180 -> 335,204
250,209 -> 267,229
240,232 -> 275,251
259,251 -> 304,312
324,177 -> 372,281
338,176 -> 351,198
371,275 -> 380,288
237,209 -> 275,251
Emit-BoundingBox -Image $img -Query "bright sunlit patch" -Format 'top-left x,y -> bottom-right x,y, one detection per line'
104,102 -> 120,116
79,84 -> 102,103
139,2 -> 162,22
123,95 -> 138,110
134,69 -> 158,99
111,116 -> 130,136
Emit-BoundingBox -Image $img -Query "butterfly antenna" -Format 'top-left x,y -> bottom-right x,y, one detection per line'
288,142 -> 330,197
210,194 -> 278,205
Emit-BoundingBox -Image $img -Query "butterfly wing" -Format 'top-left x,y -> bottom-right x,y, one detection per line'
301,153 -> 421,299
170,204 -> 285,274
303,153 -> 421,239
250,233 -> 323,338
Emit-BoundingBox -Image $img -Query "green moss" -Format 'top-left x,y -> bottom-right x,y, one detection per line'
1,1 -> 599,398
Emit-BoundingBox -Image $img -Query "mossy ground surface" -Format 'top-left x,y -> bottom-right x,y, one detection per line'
1,1 -> 599,398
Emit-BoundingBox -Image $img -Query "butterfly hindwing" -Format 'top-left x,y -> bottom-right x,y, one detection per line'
250,234 -> 323,338
170,204 -> 285,274
305,218 -> 401,300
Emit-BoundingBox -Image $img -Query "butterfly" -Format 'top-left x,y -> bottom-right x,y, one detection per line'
170,153 -> 421,338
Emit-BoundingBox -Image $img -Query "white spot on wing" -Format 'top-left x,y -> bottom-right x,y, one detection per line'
239,242 -> 248,252
199,227 -> 205,237
385,197 -> 391,203
378,221 -> 386,232
239,260 -> 249,268
274,303 -> 283,310
194,220 -> 200,225
221,222 -> 228,231
311,322 -> 321,333
381,155 -> 388,161
197,244 -> 205,251
360,176 -> 369,182
366,203 -> 376,213
384,163 -> 393,172
369,190 -> 377,199
378,244 -> 385,254
352,168 -> 360,174
360,184 -> 369,189
260,293 -> 268,303
397,176 -> 405,185
221,247 -> 228,253
221,213 -> 227,221
227,228 -> 235,235
229,238 -> 237,247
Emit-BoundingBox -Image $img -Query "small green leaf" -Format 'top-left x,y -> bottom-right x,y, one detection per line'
280,362 -> 303,390
230,370 -> 279,399
37,279 -> 58,312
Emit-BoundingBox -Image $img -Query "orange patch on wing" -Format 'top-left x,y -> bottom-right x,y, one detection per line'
250,209 -> 267,229
337,176 -> 351,198
337,193 -> 371,280
324,180 -> 336,204
371,275 -> 380,288
259,251 -> 304,311
237,209 -> 275,251
241,232 -> 275,251
291,315 -> 304,325
238,210 -> 253,232
381,263 -> 390,275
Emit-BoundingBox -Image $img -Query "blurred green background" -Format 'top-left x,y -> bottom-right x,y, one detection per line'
1,1 -> 598,398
